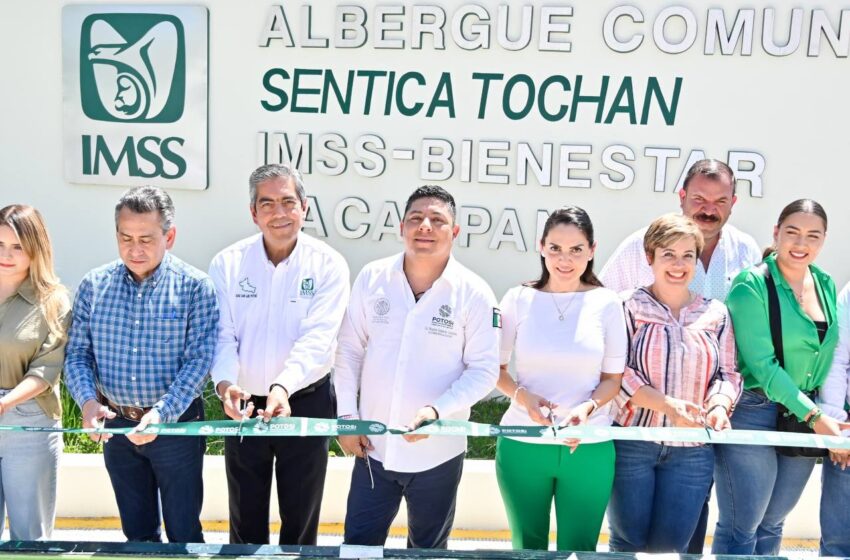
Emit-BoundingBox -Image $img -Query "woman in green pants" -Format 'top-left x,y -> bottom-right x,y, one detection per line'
495,207 -> 628,551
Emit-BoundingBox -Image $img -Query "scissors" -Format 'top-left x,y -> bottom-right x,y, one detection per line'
237,399 -> 249,443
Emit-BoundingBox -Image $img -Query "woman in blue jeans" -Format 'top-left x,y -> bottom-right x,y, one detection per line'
818,280 -> 850,557
714,199 -> 849,555
0,205 -> 69,540
607,215 -> 742,553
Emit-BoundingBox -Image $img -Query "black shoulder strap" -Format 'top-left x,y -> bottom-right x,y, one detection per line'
757,262 -> 784,368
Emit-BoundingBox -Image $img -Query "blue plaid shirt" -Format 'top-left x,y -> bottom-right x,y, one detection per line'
65,252 -> 219,423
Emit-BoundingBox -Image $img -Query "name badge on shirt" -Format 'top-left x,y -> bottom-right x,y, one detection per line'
426,304 -> 457,338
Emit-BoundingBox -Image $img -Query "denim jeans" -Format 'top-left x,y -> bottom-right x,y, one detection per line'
607,439 -> 714,553
344,453 -> 464,549
103,398 -> 205,543
820,456 -> 850,556
0,393 -> 61,540
712,389 -> 816,555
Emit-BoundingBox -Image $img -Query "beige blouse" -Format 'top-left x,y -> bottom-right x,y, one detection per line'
0,279 -> 70,420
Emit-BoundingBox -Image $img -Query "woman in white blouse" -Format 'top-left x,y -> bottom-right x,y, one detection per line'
495,206 -> 628,551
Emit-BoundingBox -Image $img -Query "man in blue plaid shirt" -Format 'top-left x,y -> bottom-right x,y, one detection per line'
65,186 -> 219,543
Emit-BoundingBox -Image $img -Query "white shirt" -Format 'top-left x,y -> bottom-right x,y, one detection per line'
334,253 -> 500,473
820,282 -> 850,422
599,223 -> 761,300
209,233 -> 350,396
499,286 -> 628,443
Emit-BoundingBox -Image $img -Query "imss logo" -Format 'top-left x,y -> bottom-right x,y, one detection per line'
63,5 -> 208,190
80,13 -> 185,123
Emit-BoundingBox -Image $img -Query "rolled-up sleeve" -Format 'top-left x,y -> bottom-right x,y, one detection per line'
25,310 -> 71,388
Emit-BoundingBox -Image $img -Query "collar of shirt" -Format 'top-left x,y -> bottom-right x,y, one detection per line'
12,278 -> 36,305
390,253 -> 462,291
635,286 -> 706,323
254,232 -> 300,270
120,252 -> 173,289
765,252 -> 834,324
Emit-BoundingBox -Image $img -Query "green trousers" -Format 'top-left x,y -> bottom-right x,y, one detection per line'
495,437 -> 615,551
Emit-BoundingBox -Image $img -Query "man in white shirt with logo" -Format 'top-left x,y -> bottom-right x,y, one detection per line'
599,158 -> 760,553
334,185 -> 500,549
208,164 -> 350,545
600,159 -> 761,301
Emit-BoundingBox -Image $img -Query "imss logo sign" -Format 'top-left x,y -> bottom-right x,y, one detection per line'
63,5 -> 208,189
80,13 -> 185,123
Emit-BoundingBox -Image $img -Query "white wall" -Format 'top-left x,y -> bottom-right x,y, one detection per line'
2,1 -> 850,297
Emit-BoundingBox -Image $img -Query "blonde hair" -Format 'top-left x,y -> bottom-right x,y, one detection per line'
643,213 -> 705,260
0,205 -> 69,338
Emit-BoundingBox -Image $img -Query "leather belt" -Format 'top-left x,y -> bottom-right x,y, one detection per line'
98,393 -> 152,422
248,373 -> 330,409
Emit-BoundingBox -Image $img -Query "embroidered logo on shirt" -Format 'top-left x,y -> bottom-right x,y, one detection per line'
374,298 -> 390,316
429,303 -> 456,336
237,277 -> 257,298
492,307 -> 502,328
371,297 -> 391,324
300,278 -> 316,297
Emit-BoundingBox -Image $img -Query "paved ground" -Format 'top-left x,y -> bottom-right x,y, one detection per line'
1,527 -> 820,556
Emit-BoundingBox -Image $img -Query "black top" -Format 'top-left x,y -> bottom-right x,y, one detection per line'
815,320 -> 828,344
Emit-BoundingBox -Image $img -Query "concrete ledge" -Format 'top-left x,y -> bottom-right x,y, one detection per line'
57,454 -> 823,538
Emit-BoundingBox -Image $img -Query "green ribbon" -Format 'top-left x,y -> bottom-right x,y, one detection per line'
1,417 -> 849,450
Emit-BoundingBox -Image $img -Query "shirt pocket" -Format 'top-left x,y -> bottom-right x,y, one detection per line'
284,298 -> 311,339
154,311 -> 188,359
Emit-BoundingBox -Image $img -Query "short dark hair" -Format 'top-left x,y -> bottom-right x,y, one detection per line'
404,185 -> 457,219
682,159 -> 736,195
115,186 -> 175,233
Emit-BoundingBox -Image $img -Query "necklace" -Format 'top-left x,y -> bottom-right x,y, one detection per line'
550,291 -> 579,321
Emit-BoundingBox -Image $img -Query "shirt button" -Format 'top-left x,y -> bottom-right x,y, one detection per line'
135,401 -> 141,406
807,373 -> 812,377
131,376 -> 136,381
135,320 -> 140,325
132,348 -> 138,353
137,294 -> 142,299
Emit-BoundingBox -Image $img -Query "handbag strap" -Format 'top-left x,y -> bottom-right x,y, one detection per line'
757,262 -> 784,368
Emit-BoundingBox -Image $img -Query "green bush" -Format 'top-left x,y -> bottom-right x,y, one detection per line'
60,380 -> 509,460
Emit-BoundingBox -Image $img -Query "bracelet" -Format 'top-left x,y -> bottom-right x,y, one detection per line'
807,408 -> 824,429
426,405 -> 440,419
268,383 -> 289,397
512,385 -> 525,401
586,398 -> 600,415
707,403 -> 729,416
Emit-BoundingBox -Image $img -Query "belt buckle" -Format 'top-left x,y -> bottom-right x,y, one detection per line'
124,407 -> 143,421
